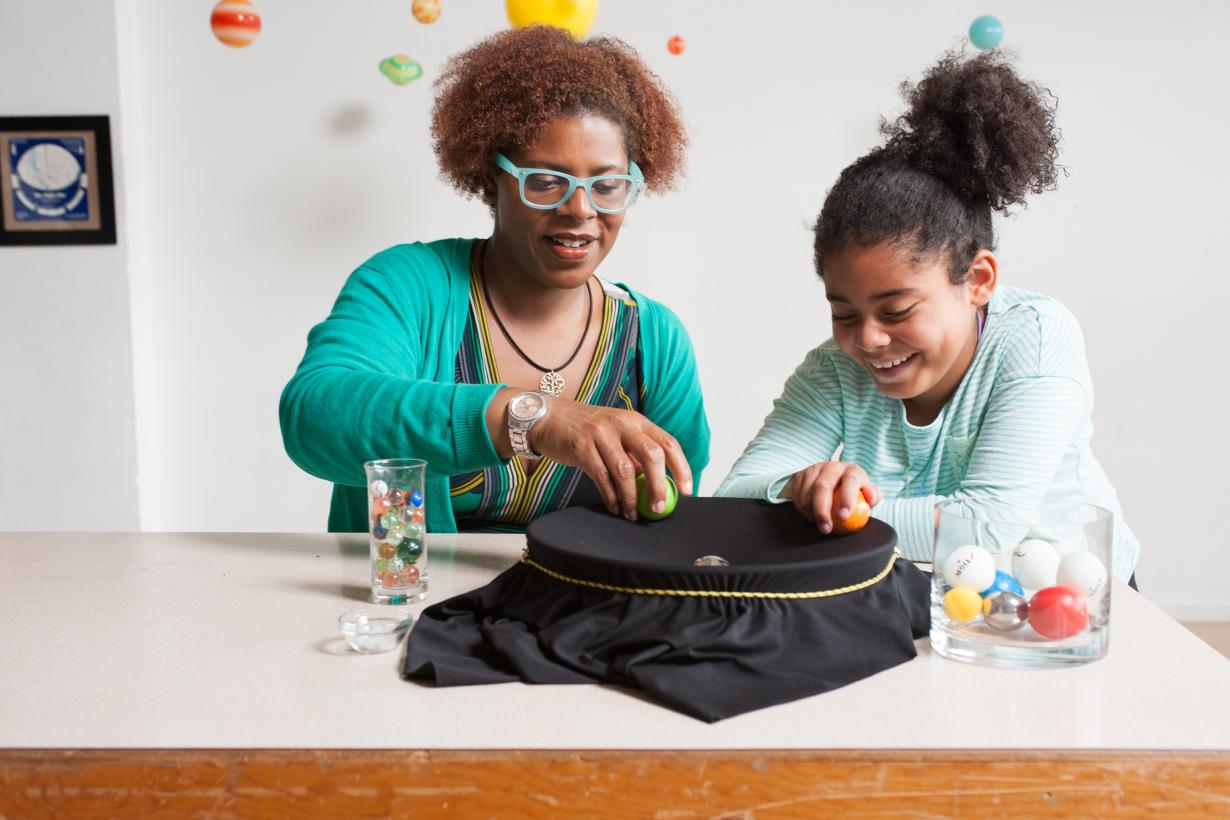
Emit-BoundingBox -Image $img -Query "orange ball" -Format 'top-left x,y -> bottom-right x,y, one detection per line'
667,35 -> 686,56
830,490 -> 871,536
210,0 -> 261,48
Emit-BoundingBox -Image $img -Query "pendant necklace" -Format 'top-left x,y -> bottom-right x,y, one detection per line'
479,243 -> 593,397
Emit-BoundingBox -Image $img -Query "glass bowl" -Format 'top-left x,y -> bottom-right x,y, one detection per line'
337,608 -> 413,654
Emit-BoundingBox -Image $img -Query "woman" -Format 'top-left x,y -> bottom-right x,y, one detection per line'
280,26 -> 709,533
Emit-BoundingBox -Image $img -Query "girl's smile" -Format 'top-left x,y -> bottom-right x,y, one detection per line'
823,242 -> 996,425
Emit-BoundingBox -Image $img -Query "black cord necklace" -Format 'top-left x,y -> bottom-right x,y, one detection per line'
479,241 -> 593,397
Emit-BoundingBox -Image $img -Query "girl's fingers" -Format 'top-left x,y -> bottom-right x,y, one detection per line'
812,462 -> 846,533
835,469 -> 868,519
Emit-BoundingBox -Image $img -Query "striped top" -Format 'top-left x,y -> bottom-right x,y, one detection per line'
716,286 -> 1140,580
450,266 -> 644,532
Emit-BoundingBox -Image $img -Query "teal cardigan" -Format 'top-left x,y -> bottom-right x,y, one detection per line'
279,238 -> 710,533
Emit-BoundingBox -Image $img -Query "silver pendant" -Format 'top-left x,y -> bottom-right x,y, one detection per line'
539,371 -> 565,396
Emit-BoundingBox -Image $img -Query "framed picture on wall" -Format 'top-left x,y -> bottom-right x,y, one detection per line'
0,115 -> 117,246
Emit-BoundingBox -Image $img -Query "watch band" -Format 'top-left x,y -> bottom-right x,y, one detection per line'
509,424 -> 541,459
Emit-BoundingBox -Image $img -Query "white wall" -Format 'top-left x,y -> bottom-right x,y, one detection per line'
0,0 -> 139,530
4,1 -> 1227,618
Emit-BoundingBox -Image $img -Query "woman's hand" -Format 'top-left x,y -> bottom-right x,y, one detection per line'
487,388 -> 692,520
782,461 -> 881,534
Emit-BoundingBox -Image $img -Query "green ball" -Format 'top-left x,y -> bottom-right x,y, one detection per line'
397,540 -> 423,564
636,474 -> 678,521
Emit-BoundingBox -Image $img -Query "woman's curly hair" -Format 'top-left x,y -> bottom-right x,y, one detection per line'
432,26 -> 686,206
814,49 -> 1062,282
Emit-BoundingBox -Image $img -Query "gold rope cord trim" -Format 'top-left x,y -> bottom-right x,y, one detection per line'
520,548 -> 901,599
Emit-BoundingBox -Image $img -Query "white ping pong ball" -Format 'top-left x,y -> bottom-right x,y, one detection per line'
942,545 -> 996,592
1057,551 -> 1108,600
1012,539 -> 1059,590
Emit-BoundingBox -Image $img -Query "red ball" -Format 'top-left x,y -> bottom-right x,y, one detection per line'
1029,585 -> 1089,639
667,35 -> 686,56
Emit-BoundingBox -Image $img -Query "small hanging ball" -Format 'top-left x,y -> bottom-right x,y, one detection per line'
969,15 -> 1004,50
412,0 -> 441,24
210,0 -> 262,48
667,35 -> 686,56
505,0 -> 599,39
379,54 -> 424,85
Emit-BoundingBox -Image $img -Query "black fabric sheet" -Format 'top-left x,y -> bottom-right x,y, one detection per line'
404,498 -> 930,722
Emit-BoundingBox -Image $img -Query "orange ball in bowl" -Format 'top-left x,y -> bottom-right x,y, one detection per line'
830,489 -> 871,536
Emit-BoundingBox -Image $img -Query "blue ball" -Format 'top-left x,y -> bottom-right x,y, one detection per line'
969,15 -> 1004,49
981,570 -> 1024,598
410,490 -> 424,508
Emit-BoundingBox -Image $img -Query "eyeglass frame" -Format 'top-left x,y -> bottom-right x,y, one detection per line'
494,152 -> 644,214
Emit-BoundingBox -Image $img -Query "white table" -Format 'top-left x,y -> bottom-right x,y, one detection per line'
2,532 -> 1229,815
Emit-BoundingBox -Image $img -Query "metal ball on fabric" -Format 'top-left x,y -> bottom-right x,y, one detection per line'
693,555 -> 729,567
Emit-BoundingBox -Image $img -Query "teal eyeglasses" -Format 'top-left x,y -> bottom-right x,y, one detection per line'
495,152 -> 644,214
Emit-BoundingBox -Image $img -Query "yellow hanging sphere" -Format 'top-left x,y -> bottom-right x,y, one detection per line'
505,0 -> 598,39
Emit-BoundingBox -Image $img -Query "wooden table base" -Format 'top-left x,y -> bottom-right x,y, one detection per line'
3,749 -> 1229,817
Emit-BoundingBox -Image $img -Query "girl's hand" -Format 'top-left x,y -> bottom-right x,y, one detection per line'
533,399 -> 692,521
782,461 -> 882,534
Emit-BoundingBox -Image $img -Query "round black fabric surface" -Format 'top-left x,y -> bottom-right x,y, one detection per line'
404,498 -> 930,723
526,497 -> 899,593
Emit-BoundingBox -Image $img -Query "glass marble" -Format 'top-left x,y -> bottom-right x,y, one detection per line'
386,529 -> 404,546
372,523 -> 388,540
400,565 -> 421,585
410,490 -> 424,508
389,487 -> 407,506
370,479 -> 389,498
373,497 -> 392,516
379,541 -> 397,559
398,540 -> 423,564
389,556 -> 406,574
380,511 -> 400,531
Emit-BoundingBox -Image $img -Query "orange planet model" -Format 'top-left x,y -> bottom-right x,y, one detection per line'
830,489 -> 871,535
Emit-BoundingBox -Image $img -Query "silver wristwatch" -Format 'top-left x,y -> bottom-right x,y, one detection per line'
507,391 -> 549,459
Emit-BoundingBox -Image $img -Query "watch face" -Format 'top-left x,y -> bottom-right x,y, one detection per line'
511,391 -> 546,421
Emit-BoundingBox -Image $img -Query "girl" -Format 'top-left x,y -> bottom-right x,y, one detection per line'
717,50 -> 1139,581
